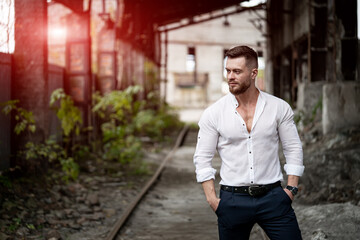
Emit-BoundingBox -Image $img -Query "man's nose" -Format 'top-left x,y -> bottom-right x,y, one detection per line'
228,71 -> 235,79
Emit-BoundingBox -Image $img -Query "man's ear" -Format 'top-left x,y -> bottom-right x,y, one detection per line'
251,69 -> 258,79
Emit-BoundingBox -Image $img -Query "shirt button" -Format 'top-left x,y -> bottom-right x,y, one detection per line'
249,151 -> 252,154
251,181 -> 253,183
250,167 -> 253,169
248,136 -> 251,139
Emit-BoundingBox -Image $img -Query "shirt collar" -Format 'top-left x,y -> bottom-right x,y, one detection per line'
229,88 -> 266,108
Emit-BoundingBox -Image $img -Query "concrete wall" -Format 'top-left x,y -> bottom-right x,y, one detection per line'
166,9 -> 266,108
297,81 -> 324,116
323,82 -> 360,134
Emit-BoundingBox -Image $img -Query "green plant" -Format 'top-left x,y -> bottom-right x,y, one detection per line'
133,106 -> 182,140
93,85 -> 143,122
26,223 -> 36,230
310,97 -> 322,122
1,96 -> 81,182
8,218 -> 21,232
22,138 -> 79,182
24,138 -> 65,163
59,157 -> 79,182
91,85 -> 183,177
92,86 -> 144,163
50,89 -> 83,137
103,134 -> 142,163
294,110 -> 305,126
130,159 -> 149,175
1,100 -> 36,135
0,174 -> 12,188
93,86 -> 183,165
293,96 -> 322,128
73,145 -> 91,162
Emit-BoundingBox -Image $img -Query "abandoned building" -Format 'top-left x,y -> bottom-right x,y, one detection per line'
164,5 -> 266,108
266,0 -> 359,134
0,0 -> 359,171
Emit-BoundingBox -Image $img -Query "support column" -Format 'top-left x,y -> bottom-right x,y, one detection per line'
13,0 -> 48,146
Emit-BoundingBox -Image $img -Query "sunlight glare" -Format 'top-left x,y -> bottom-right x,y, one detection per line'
241,0 -> 266,7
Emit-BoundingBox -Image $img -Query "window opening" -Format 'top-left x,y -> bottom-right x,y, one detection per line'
186,47 -> 196,72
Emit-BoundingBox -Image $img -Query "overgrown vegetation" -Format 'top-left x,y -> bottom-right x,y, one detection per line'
92,86 -> 182,164
1,100 -> 36,136
0,85 -> 183,187
50,88 -> 83,138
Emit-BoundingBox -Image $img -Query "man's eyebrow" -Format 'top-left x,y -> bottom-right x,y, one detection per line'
225,68 -> 241,71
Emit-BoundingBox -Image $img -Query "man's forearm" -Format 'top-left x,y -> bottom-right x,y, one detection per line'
284,175 -> 300,200
201,179 -> 220,211
287,175 -> 300,187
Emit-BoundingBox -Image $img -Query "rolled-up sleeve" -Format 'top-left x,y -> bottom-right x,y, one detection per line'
278,103 -> 305,177
193,109 -> 219,183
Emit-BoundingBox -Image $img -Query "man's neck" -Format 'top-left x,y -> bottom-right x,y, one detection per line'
235,87 -> 259,107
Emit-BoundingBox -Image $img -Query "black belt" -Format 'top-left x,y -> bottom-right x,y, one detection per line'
221,181 -> 281,197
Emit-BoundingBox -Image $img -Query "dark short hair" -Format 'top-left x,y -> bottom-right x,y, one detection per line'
225,46 -> 258,69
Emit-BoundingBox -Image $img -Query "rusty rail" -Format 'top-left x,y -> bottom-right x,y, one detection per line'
105,125 -> 189,240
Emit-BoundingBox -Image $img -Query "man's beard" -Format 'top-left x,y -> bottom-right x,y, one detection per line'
228,81 -> 250,95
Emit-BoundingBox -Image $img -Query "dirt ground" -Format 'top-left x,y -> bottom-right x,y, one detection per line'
116,145 -> 269,240
1,127 -> 359,240
116,129 -> 360,240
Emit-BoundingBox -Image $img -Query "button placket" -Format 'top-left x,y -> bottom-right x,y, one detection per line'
235,108 -> 247,134
248,133 -> 254,183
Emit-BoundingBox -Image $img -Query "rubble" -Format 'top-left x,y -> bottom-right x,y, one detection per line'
295,202 -> 360,240
0,160 -> 157,240
297,127 -> 360,205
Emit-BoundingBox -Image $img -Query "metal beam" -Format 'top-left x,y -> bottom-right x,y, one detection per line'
157,3 -> 266,32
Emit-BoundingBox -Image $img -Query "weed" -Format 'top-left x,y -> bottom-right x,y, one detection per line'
1,100 -> 36,135
0,174 -> 12,188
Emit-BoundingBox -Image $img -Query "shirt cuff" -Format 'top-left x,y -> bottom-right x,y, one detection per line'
284,164 -> 305,177
195,167 -> 217,183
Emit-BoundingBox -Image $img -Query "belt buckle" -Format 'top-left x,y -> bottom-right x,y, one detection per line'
248,186 -> 260,197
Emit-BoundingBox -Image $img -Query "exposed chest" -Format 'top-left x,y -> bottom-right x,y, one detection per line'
236,106 -> 256,133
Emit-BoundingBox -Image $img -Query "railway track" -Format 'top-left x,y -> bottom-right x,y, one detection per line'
103,124 -> 268,240
104,125 -> 190,240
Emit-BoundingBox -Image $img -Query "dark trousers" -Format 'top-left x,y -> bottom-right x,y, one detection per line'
215,186 -> 302,240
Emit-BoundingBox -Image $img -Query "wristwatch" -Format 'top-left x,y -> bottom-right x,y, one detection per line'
286,186 -> 298,196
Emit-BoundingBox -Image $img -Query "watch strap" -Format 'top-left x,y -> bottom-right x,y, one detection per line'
286,185 -> 298,196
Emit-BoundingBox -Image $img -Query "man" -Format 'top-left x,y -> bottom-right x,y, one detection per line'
193,46 -> 304,240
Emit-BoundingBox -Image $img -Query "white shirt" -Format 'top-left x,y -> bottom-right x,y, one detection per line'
193,90 -> 304,186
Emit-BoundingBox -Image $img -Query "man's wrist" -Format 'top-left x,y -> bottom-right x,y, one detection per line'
206,196 -> 218,204
286,185 -> 298,196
